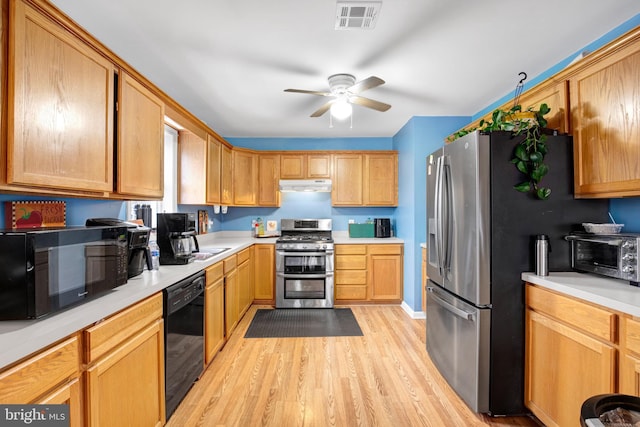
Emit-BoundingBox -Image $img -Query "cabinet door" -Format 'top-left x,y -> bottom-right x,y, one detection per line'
518,80 -> 569,134
233,150 -> 257,205
363,153 -> 397,206
118,72 -> 164,198
207,135 -> 222,204
237,250 -> 254,318
570,43 -> 640,197
86,320 -> 165,427
620,316 -> 640,396
38,378 -> 82,427
225,269 -> 239,337
525,309 -> 616,427
253,244 -> 275,301
205,277 -> 225,365
332,154 -> 363,205
178,131 -> 206,204
221,144 -> 233,205
368,246 -> 403,301
280,154 -> 305,179
307,154 -> 331,178
8,0 -> 114,192
258,154 -> 280,206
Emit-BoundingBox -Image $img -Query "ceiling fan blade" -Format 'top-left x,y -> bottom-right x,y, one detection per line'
284,89 -> 333,97
348,76 -> 385,94
310,100 -> 335,117
349,95 -> 391,112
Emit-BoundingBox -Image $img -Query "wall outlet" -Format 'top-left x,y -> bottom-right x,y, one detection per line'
348,219 -> 355,224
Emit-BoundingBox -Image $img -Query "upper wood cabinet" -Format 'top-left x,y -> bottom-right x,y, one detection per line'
232,149 -> 257,205
569,35 -> 640,198
280,153 -> 331,179
178,132 -> 222,205
7,0 -> 115,193
364,153 -> 398,206
117,72 -> 165,198
517,80 -> 569,134
258,153 -> 280,206
221,144 -> 233,205
333,152 -> 398,206
332,154 -> 364,205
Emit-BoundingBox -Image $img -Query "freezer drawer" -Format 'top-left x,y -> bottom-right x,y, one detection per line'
426,283 -> 490,413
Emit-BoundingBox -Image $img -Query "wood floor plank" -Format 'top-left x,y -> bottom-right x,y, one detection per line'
167,305 -> 541,427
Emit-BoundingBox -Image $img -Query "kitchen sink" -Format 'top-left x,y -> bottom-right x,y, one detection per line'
202,247 -> 230,255
193,247 -> 231,261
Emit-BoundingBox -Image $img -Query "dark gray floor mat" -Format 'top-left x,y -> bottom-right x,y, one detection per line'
244,308 -> 363,338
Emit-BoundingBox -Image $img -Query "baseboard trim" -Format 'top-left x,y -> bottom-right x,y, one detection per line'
401,301 -> 426,319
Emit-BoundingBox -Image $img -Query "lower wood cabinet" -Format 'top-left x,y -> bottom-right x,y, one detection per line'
237,247 -> 254,319
525,284 -> 617,427
205,262 -> 225,365
84,293 -> 165,427
253,244 -> 275,302
620,316 -> 640,395
224,255 -> 239,337
335,244 -> 403,303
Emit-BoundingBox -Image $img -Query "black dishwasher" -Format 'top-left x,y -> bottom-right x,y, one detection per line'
163,270 -> 205,420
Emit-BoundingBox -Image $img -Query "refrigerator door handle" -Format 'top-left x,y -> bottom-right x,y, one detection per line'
427,287 -> 475,321
442,158 -> 453,274
434,156 -> 444,276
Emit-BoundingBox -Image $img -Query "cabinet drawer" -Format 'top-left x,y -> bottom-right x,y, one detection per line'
224,254 -> 237,273
336,270 -> 367,285
206,261 -> 224,285
335,285 -> 367,300
84,293 -> 163,363
368,244 -> 402,255
624,317 -> 640,355
336,255 -> 367,270
0,335 -> 79,403
237,247 -> 251,264
526,285 -> 616,342
335,245 -> 367,255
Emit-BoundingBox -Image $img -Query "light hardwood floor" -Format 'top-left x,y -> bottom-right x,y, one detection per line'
168,305 -> 541,427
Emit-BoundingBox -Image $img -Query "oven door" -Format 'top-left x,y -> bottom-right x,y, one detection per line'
275,272 -> 335,308
569,236 -> 624,278
276,250 -> 333,274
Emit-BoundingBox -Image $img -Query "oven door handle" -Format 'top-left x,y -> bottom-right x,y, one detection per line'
277,272 -> 334,279
276,251 -> 331,257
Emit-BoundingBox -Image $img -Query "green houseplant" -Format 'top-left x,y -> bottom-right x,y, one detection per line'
448,103 -> 553,200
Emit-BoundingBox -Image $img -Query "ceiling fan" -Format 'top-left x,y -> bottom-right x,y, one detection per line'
284,74 -> 391,118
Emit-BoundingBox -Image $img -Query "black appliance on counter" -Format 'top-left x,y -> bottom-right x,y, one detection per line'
163,271 -> 205,420
374,218 -> 392,238
86,218 -> 152,278
157,213 -> 200,265
426,131 -> 609,415
0,226 -> 128,319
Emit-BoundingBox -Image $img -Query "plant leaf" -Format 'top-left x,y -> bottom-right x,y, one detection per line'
537,187 -> 551,200
514,144 -> 529,161
529,152 -> 543,163
531,164 -> 549,181
516,160 -> 528,174
514,181 -> 531,193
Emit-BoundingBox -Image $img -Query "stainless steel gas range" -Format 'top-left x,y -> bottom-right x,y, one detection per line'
275,219 -> 334,308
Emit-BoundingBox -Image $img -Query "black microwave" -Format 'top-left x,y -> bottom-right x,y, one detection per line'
0,226 -> 129,319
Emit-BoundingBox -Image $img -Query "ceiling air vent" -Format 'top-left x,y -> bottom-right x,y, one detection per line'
335,1 -> 382,30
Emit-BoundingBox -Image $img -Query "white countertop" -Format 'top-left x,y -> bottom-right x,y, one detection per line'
332,231 -> 404,244
522,272 -> 640,317
0,231 -> 404,369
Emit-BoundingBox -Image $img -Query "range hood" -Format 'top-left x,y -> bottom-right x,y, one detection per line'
279,179 -> 332,192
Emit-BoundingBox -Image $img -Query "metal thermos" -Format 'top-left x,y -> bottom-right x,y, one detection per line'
535,234 -> 549,276
135,204 -> 152,228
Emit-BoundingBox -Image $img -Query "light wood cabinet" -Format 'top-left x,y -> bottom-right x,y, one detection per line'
205,262 -> 225,365
620,316 -> 640,396
224,255 -> 239,337
117,71 -> 165,198
254,244 -> 275,302
178,132 -> 222,205
258,153 -> 280,206
237,247 -> 254,318
517,80 -> 569,134
280,153 -> 331,179
363,153 -> 398,206
335,244 -> 403,303
39,378 -> 82,427
332,154 -> 363,205
232,149 -> 257,205
570,38 -> 640,198
525,285 -> 617,427
84,293 -> 165,427
7,0 -> 115,193
221,144 -> 233,205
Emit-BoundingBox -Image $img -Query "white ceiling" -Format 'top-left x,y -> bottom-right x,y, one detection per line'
50,0 -> 640,138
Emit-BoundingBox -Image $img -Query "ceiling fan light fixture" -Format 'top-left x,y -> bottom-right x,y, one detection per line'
330,98 -> 352,120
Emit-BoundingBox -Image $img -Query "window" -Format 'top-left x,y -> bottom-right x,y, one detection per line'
127,124 -> 178,228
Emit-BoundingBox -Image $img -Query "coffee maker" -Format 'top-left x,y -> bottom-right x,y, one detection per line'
85,218 -> 152,278
157,213 -> 200,265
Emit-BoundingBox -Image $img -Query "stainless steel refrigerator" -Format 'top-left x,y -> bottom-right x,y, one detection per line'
425,130 -> 608,415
